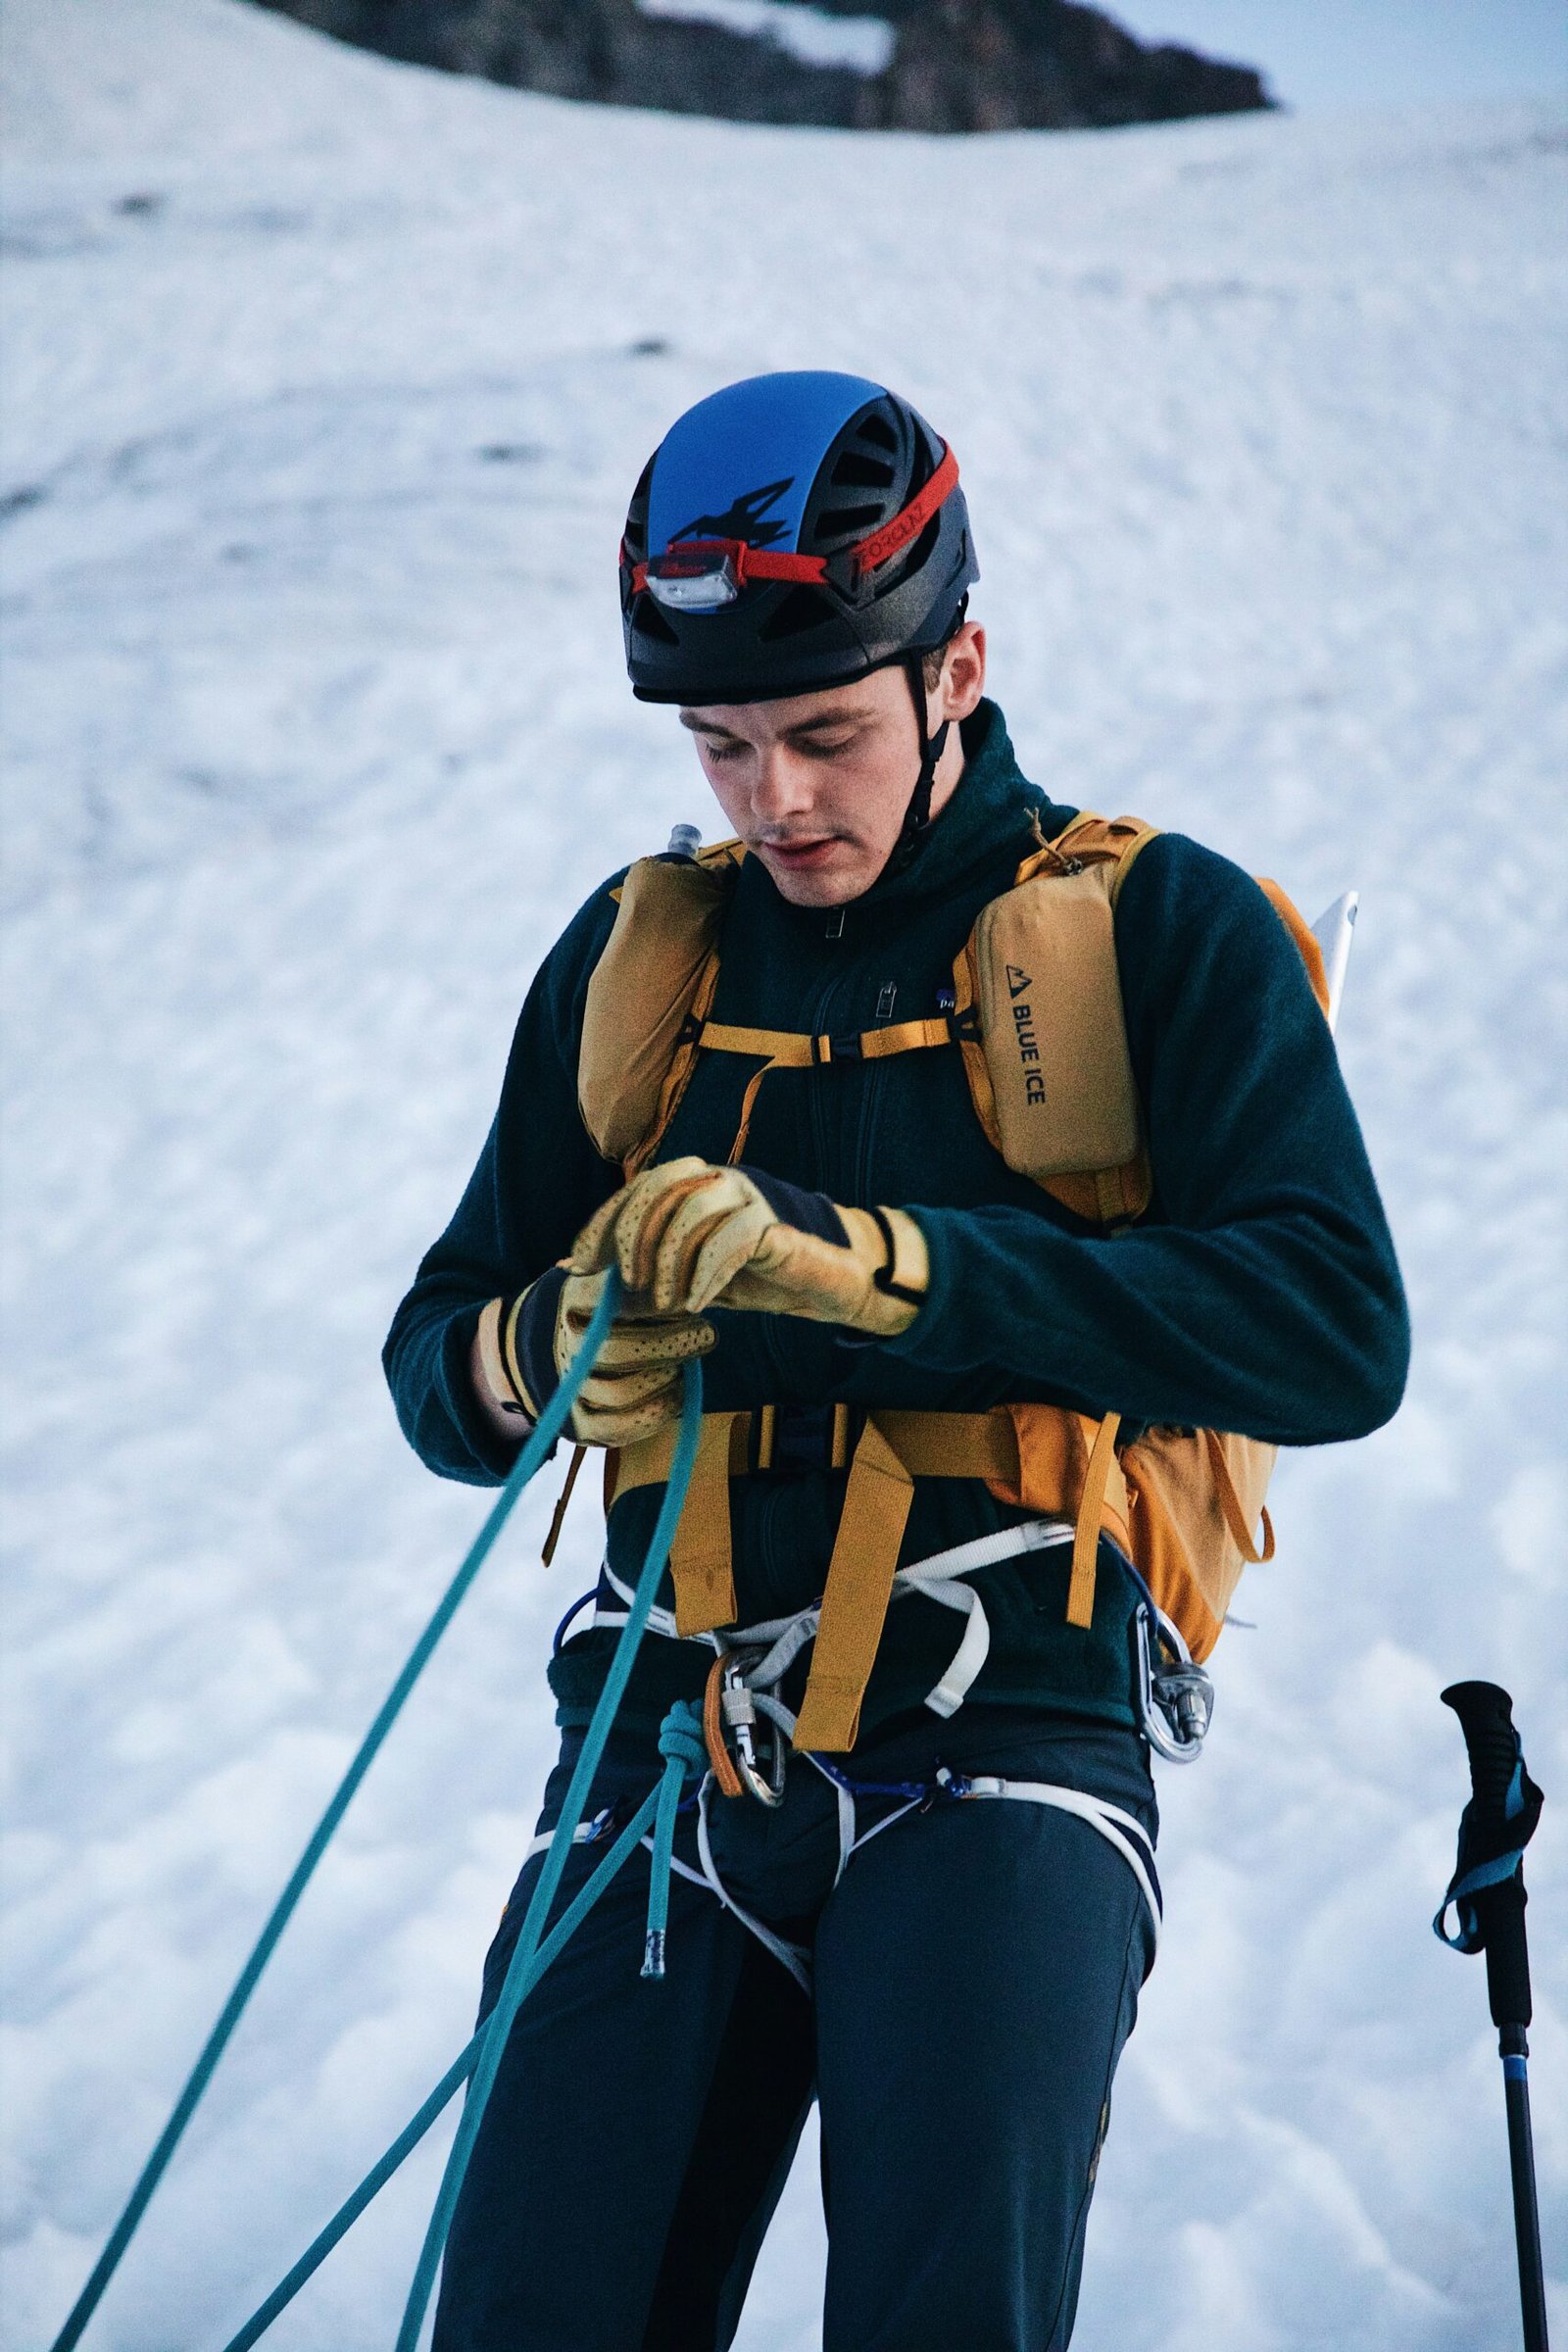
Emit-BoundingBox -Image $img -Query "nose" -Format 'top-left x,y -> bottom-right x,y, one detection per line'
750,743 -> 815,828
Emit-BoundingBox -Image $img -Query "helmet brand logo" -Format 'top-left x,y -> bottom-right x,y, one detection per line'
672,477 -> 794,550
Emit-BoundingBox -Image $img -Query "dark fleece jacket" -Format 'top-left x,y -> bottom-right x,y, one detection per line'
384,701 -> 1408,1740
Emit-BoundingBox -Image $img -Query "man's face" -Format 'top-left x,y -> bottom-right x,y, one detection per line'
680,633 -> 982,907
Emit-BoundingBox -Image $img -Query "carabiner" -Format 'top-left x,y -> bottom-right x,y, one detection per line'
719,1654 -> 787,1807
1135,1604 -> 1213,1764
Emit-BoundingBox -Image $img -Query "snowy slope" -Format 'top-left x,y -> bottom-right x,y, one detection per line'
2,3 -> 1565,2344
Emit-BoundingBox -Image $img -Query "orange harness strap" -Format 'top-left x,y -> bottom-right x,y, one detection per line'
1203,1428 -> 1277,1563
790,1419 -> 916,1753
612,1402 -> 1134,1751
667,1411 -> 743,1634
1066,1411 -> 1123,1629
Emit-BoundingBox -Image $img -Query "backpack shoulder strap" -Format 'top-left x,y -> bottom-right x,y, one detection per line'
1254,877 -> 1331,1015
955,811 -> 1158,1228
579,844 -> 741,1169
1014,810 -> 1161,899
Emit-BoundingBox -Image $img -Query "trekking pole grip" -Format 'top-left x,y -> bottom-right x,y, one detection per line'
1444,1681 -> 1525,1818
1441,1683 -> 1535,2032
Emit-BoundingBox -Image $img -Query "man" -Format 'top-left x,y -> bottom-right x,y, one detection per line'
385,370 -> 1408,2350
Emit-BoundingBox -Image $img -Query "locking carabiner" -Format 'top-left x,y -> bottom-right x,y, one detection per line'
1134,1602 -> 1214,1764
704,1648 -> 787,1805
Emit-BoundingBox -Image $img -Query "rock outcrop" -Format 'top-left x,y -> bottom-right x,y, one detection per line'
249,0 -> 1272,132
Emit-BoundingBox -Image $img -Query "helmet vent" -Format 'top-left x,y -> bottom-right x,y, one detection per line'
857,412 -> 898,454
758,585 -> 838,641
812,503 -> 882,543
831,451 -> 896,491
905,514 -> 942,577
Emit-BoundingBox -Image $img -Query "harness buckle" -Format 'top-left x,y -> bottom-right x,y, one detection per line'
751,1402 -> 861,1476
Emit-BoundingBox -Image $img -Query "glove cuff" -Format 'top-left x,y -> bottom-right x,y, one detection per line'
867,1204 -> 928,1306
476,1296 -> 533,1421
739,1164 -> 851,1247
835,1205 -> 929,1336
504,1268 -> 569,1420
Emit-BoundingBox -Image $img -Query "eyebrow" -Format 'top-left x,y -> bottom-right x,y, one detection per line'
678,707 -> 878,743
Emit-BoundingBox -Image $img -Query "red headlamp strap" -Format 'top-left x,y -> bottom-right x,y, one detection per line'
849,444 -> 960,580
631,540 -> 825,594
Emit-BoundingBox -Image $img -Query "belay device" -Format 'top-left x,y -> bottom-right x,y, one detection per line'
1435,1682 -> 1549,2352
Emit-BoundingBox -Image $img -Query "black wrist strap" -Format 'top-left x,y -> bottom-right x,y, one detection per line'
868,1204 -> 925,1306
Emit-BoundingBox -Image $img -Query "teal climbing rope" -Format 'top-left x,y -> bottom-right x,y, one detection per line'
219,1387 -> 706,2348
48,1273 -> 630,2352
394,1378 -> 704,2344
220,1770 -> 673,2348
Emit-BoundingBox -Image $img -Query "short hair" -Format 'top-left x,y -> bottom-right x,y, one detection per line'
919,597 -> 971,692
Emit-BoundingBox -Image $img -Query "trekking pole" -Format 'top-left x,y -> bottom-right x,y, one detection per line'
1435,1682 -> 1549,2352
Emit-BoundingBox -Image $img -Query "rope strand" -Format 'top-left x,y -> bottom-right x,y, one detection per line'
394,1358 -> 705,2347
48,1277 -> 626,2352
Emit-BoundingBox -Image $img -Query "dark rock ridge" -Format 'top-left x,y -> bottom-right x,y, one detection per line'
248,0 -> 1273,132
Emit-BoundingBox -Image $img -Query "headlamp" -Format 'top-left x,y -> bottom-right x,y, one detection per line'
644,545 -> 741,612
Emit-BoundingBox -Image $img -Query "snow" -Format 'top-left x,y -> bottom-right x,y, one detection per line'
2,1 -> 1564,2344
638,0 -> 897,79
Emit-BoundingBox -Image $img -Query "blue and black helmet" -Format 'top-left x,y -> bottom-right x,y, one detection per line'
620,371 -> 977,707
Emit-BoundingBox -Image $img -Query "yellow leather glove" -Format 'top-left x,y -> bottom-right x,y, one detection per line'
476,1267 -> 712,1448
570,1157 -> 929,1338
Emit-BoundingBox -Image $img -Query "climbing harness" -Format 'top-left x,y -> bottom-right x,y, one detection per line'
587,1510 -> 1074,1750
582,1501 -> 1213,1777
559,1508 -> 1174,1989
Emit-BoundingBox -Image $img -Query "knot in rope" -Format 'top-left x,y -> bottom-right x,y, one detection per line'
657,1699 -> 707,1779
643,1698 -> 710,1983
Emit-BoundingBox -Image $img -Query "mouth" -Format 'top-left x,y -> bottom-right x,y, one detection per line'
756,835 -> 841,871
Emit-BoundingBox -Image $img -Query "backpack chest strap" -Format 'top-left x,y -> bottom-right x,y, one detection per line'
693,1018 -> 956,1161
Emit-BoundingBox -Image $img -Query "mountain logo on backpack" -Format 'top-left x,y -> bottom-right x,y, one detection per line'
1006,964 -> 1031,999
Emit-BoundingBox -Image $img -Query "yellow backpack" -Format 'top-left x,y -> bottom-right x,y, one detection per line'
574,814 -> 1331,1751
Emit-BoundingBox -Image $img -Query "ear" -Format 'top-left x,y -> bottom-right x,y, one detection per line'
937,622 -> 986,723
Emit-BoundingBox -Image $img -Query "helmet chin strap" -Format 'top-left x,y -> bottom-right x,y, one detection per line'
895,654 -> 951,856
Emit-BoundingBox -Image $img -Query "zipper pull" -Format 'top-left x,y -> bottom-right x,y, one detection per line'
876,982 -> 898,1023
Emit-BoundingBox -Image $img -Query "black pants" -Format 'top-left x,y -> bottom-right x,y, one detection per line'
432,1706 -> 1157,2352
